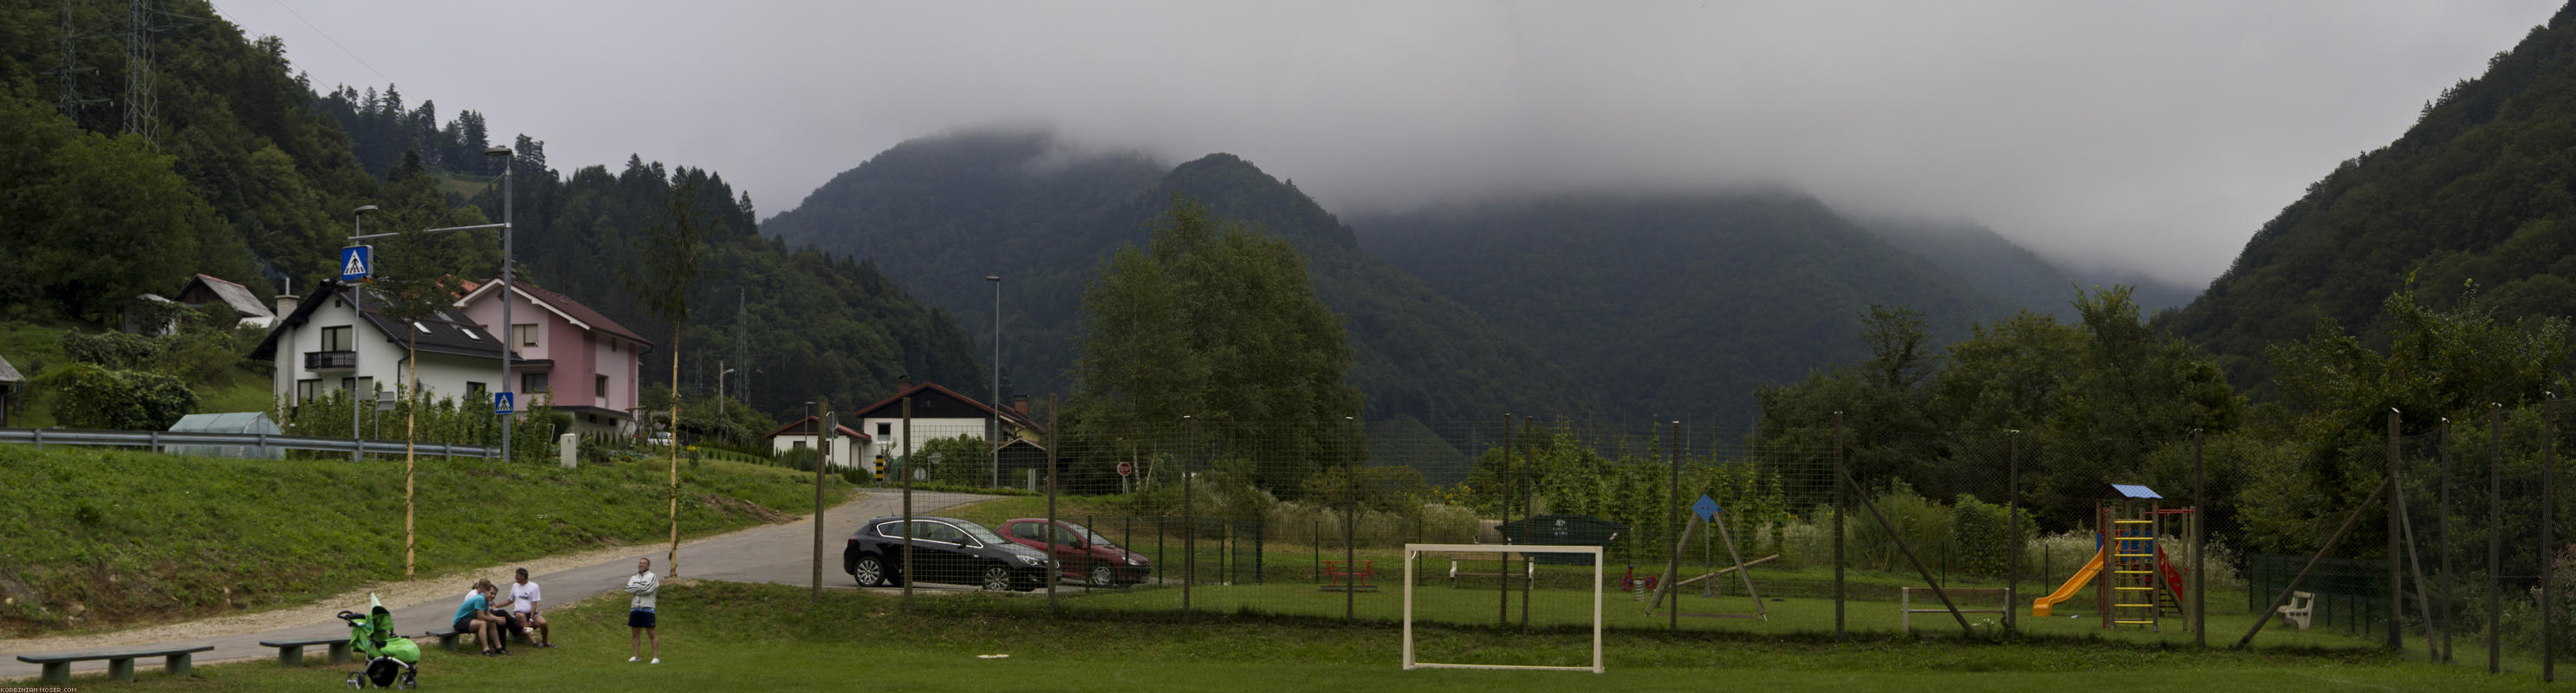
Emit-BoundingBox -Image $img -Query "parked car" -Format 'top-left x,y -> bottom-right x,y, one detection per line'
997,518 -> 1152,586
843,515 -> 1048,591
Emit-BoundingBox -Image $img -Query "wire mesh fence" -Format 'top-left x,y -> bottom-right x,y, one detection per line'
838,402 -> 2576,675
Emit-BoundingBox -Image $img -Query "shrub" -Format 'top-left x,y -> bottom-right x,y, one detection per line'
43,362 -> 196,430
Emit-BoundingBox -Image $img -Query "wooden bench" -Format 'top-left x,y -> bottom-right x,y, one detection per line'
16,644 -> 214,685
1900,586 -> 2015,632
422,627 -> 476,651
256,637 -> 351,665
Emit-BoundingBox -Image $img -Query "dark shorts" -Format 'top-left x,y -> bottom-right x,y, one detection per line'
451,616 -> 474,632
628,608 -> 656,629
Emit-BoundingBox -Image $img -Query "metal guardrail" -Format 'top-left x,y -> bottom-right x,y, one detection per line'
0,427 -> 502,458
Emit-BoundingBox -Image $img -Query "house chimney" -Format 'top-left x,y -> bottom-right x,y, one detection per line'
896,375 -> 911,392
1012,394 -> 1029,416
275,293 -> 300,319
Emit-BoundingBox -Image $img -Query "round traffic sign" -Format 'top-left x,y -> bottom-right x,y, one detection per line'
1117,461 -> 1134,476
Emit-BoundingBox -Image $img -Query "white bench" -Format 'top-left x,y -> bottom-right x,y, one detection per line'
2278,591 -> 2314,630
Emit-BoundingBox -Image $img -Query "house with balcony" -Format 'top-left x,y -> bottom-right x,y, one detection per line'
847,379 -> 1048,484
453,280 -> 654,436
250,279 -> 516,411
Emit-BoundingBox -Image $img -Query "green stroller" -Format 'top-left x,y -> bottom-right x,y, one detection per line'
337,593 -> 420,689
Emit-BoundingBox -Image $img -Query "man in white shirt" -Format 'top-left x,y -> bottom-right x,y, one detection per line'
625,557 -> 659,664
509,567 -> 554,648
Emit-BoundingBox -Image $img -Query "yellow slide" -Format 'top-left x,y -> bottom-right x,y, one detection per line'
2029,549 -> 2105,617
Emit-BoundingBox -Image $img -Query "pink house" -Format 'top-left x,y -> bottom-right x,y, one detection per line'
453,280 -> 654,435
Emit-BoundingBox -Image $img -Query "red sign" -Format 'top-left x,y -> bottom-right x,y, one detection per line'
1117,461 -> 1134,476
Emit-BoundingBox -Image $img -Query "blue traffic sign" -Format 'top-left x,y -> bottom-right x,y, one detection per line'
494,392 -> 516,415
1692,495 -> 1720,521
339,245 -> 373,281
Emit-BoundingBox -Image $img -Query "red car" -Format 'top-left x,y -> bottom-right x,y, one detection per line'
998,518 -> 1152,586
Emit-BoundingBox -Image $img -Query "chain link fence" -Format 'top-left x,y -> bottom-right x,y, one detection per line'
847,403 -> 2576,677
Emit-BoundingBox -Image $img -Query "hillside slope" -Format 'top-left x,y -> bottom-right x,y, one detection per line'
2159,5 -> 2576,390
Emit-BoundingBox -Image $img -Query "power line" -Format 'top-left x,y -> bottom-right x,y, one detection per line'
251,0 -> 393,87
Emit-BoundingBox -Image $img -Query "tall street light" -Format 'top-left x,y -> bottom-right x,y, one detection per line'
986,275 -> 1001,489
488,146 -> 514,462
349,204 -> 378,462
717,362 -> 736,430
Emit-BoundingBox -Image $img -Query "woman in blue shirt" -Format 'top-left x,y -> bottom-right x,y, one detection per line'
451,579 -> 510,656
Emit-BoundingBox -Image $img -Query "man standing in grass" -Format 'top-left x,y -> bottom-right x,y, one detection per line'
626,557 -> 659,664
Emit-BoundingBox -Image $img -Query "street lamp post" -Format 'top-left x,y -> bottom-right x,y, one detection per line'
349,204 -> 378,462
488,146 -> 515,462
986,275 -> 1001,489
718,362 -> 736,428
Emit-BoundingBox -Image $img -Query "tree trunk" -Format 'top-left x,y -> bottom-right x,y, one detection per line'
668,340 -> 681,578
406,336 -> 418,580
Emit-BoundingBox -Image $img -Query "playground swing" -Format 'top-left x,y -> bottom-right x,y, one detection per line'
1643,506 -> 1776,619
2028,483 -> 2196,631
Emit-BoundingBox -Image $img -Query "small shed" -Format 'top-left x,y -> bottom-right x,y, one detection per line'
166,411 -> 284,459
0,353 -> 20,427
1498,514 -> 1627,565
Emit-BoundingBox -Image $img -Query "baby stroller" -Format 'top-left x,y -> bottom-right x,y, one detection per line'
337,593 -> 420,690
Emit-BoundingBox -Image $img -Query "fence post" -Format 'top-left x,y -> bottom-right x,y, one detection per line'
1183,415 -> 1194,618
2488,403 -> 2503,675
2008,430 -> 2021,633
1500,413 -> 1512,627
1668,419 -> 1680,632
2386,409 -> 2403,652
2544,394 -> 2556,683
2437,418 -> 2453,664
1048,396 -> 1060,609
1345,416 -> 1357,623
1833,411 -> 1846,636
2194,429 -> 2206,646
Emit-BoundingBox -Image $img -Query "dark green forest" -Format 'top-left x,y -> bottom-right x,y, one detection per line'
762,131 -> 1586,423
0,0 -> 981,424
2161,2 -> 2576,397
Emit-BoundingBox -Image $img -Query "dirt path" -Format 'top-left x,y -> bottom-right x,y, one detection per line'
0,489 -> 997,682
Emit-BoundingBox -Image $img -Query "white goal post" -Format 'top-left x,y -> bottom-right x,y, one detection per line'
1401,543 -> 1604,674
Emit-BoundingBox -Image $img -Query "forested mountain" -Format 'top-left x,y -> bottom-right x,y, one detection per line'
762,131 -> 1586,422
1860,220 -> 2196,319
1354,192 -> 2026,431
0,0 -> 979,422
2159,4 -> 2576,392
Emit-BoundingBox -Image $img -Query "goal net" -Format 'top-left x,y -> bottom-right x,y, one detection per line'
1401,543 -> 1603,673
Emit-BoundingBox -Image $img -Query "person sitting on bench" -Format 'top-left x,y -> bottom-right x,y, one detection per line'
509,567 -> 554,647
452,579 -> 510,657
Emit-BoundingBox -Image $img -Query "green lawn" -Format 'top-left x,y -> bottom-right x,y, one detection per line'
26,581 -> 2558,692
0,445 -> 853,636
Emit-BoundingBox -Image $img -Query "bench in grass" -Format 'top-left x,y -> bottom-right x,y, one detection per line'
256,637 -> 351,665
16,644 -> 214,684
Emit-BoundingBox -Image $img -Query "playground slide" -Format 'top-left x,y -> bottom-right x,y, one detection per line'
2029,549 -> 2104,617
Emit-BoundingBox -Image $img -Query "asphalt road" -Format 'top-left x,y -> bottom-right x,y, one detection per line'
0,489 -> 996,682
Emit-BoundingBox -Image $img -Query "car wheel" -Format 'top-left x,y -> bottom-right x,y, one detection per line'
853,554 -> 892,587
981,564 -> 1015,591
1088,564 -> 1117,587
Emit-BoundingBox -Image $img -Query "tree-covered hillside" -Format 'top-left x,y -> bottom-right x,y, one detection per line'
2159,4 -> 2576,394
0,0 -> 980,424
762,131 -> 1586,422
1355,192 -> 2027,432
1861,219 -> 2197,319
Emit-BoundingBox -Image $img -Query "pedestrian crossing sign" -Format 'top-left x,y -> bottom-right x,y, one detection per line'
495,392 -> 516,415
340,245 -> 373,281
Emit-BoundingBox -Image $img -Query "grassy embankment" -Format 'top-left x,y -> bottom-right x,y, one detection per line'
23,580 -> 2559,692
0,444 -> 853,636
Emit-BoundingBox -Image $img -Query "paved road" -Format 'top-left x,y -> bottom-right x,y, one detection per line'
0,489 -> 996,682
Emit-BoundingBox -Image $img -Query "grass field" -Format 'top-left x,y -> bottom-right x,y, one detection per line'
0,445 -> 853,636
27,580 -> 2559,692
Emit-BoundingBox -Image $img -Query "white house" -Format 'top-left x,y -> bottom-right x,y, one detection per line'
250,279 -> 516,410
765,416 -> 871,470
846,379 -> 1047,481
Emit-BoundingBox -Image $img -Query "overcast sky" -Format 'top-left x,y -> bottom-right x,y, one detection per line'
211,0 -> 2561,287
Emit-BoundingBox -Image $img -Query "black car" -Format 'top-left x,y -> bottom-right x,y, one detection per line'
844,515 -> 1049,591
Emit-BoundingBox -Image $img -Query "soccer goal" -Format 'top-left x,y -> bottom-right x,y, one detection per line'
1401,543 -> 1604,673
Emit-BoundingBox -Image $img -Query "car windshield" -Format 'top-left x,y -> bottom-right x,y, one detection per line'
1061,521 -> 1114,547
956,521 -> 1009,545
